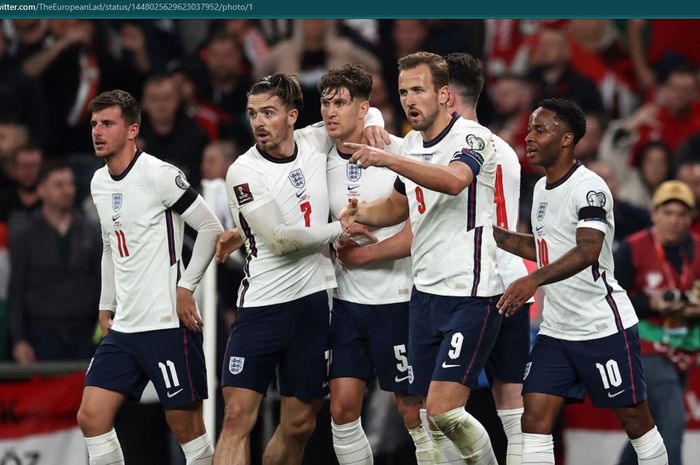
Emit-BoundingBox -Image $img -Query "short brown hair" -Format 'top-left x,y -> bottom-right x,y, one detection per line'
248,74 -> 303,111
397,52 -> 449,91
445,52 -> 484,106
318,64 -> 373,101
88,90 -> 141,125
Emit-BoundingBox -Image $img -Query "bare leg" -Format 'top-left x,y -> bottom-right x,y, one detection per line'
262,396 -> 324,465
213,387 -> 263,465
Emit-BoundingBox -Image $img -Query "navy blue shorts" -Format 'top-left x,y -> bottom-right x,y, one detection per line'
222,291 -> 330,401
523,325 -> 647,408
486,303 -> 531,384
329,299 -> 410,392
85,328 -> 207,409
408,288 -> 502,396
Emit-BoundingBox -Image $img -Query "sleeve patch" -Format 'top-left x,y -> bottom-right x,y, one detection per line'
175,172 -> 190,190
234,183 -> 254,206
586,190 -> 607,208
466,134 -> 486,150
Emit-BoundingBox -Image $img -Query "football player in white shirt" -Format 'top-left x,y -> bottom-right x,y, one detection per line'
494,98 -> 667,465
342,52 -> 502,465
78,90 -> 224,465
445,52 -> 530,465
214,74 -> 387,465
319,64 -> 421,465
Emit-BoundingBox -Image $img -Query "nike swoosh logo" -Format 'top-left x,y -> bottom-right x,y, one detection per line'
296,190 -> 306,198
608,389 -> 625,398
395,375 -> 409,383
166,388 -> 184,398
347,185 -> 359,191
112,214 -> 121,221
441,362 -> 460,368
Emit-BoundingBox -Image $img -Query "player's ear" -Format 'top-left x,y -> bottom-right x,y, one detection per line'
438,85 -> 450,106
561,131 -> 574,149
287,108 -> 299,126
359,100 -> 369,119
128,123 -> 140,141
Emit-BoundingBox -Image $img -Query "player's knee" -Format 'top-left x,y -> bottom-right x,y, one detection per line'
221,402 -> 257,436
281,413 -> 317,442
330,397 -> 360,425
521,410 -> 552,434
617,407 -> 654,438
394,394 -> 422,427
77,404 -> 107,434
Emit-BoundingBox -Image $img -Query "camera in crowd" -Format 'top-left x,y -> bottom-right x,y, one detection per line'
662,281 -> 700,304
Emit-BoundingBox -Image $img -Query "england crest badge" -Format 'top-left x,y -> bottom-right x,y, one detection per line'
112,193 -> 123,212
229,356 -> 245,375
536,202 -> 547,221
346,163 -> 362,182
288,169 -> 306,189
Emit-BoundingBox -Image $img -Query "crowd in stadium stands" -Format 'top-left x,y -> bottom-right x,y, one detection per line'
1,18 -> 700,464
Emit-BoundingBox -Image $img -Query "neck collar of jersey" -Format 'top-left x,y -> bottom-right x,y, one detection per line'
337,146 -> 354,160
545,161 -> 582,190
258,142 -> 298,164
423,112 -> 460,148
110,149 -> 142,181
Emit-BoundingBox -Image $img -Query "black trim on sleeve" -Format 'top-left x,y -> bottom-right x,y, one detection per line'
172,186 -> 199,215
393,176 -> 406,195
578,206 -> 606,221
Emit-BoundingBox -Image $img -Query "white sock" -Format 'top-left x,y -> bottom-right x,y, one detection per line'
408,423 -> 434,465
630,426 -> 668,465
497,408 -> 524,465
521,433 -> 554,465
431,428 -> 465,464
181,433 -> 214,465
431,407 -> 497,465
332,418 -> 373,465
84,429 -> 125,465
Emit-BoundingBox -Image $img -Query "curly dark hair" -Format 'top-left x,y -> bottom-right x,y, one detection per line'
248,73 -> 303,111
318,64 -> 373,101
539,98 -> 587,144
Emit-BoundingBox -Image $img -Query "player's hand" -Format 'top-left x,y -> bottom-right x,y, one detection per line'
216,229 -> 244,264
98,310 -> 114,337
346,223 -> 378,243
339,198 -> 359,229
497,275 -> 538,317
345,142 -> 392,169
362,126 -> 391,149
12,340 -> 36,365
335,238 -> 367,268
177,287 -> 203,332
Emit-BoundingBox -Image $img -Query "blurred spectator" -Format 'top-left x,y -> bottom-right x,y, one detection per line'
0,145 -> 43,241
0,31 -> 48,149
8,161 -> 100,364
168,62 -> 220,141
0,121 -> 29,181
528,27 -> 605,114
675,156 -> 700,235
574,112 -> 606,165
220,20 -> 271,68
628,19 -> 700,92
191,32 -> 253,148
139,73 -> 209,187
255,19 -> 380,127
368,72 -> 399,135
567,19 -> 638,117
617,141 -> 673,210
676,131 -> 700,165
13,19 -> 150,155
614,180 -> 700,465
587,159 -> 651,249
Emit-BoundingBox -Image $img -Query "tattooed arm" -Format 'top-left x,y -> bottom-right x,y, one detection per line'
493,225 -> 537,262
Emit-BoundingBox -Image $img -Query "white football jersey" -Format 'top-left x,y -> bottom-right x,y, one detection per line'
327,135 -> 412,304
227,125 -> 337,308
399,115 -> 503,297
493,134 -> 530,288
91,151 -> 200,332
532,162 -> 638,340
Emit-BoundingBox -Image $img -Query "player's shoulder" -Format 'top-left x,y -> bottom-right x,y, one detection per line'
574,164 -> 609,190
226,147 -> 263,183
386,134 -> 404,153
402,130 -> 422,150
451,117 -> 494,150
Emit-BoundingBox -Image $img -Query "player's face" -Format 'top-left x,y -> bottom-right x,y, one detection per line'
652,201 -> 692,245
91,106 -> 138,159
320,87 -> 366,141
398,64 -> 445,132
525,107 -> 571,168
247,93 -> 297,155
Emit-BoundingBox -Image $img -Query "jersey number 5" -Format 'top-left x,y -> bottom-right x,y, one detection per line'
300,202 -> 312,227
415,186 -> 427,214
115,230 -> 130,257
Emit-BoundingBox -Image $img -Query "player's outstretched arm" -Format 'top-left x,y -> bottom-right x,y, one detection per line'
215,229 -> 244,263
336,220 -> 412,268
497,227 -> 604,317
340,189 -> 409,229
493,226 -> 537,262
244,200 -> 350,256
345,142 -> 475,195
